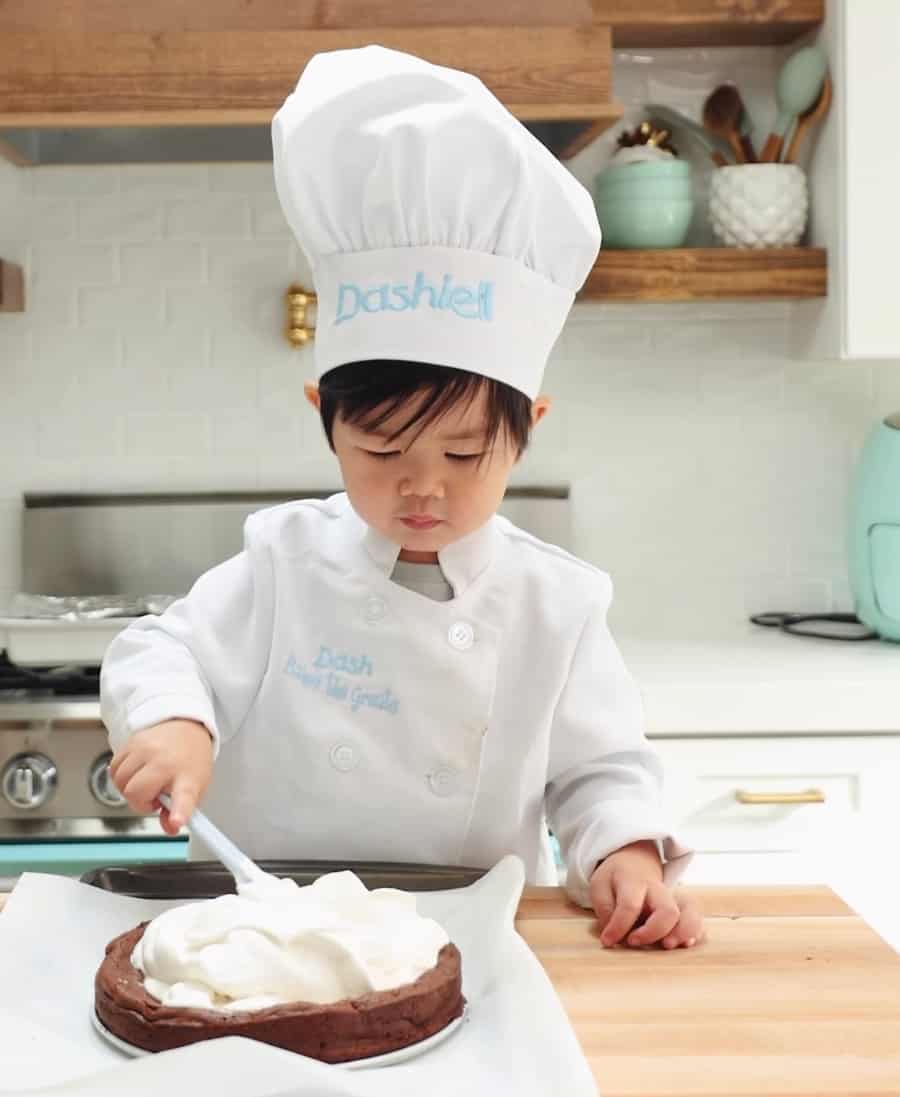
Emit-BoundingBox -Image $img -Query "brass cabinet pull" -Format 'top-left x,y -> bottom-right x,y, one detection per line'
735,788 -> 826,805
285,283 -> 317,346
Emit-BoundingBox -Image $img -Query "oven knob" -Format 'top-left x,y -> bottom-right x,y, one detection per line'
89,752 -> 126,808
1,753 -> 58,810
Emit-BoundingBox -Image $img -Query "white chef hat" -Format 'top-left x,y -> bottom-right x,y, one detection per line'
272,44 -> 601,400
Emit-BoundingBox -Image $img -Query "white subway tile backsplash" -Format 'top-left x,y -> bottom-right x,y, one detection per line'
77,196 -> 164,242
251,194 -> 295,238
165,196 -> 251,239
32,327 -> 121,371
211,410 -> 262,456
2,331 -> 30,370
14,366 -> 94,418
32,166 -> 118,198
164,284 -> 259,328
0,411 -> 39,456
32,242 -> 116,285
36,409 -> 122,458
24,281 -> 78,327
209,164 -> 274,194
169,362 -> 257,412
115,362 -> 171,412
165,455 -> 261,490
2,200 -> 75,243
120,164 -> 210,197
79,285 -> 165,327
207,241 -> 294,285
211,324 -> 286,365
255,406 -> 307,456
256,452 -> 342,492
120,243 -> 206,285
123,328 -> 208,375
122,410 -> 210,458
3,454 -> 86,494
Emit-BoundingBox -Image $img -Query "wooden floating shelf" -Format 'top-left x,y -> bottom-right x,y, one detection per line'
0,259 -> 25,313
596,0 -> 824,47
579,247 -> 828,302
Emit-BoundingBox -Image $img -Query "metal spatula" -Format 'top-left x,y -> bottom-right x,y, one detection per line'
158,792 -> 268,889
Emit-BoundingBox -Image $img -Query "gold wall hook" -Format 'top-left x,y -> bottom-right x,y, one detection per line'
285,283 -> 317,346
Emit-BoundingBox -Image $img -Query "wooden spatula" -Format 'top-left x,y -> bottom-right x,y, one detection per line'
783,73 -> 833,164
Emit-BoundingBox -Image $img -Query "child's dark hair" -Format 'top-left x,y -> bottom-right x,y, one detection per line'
317,361 -> 533,457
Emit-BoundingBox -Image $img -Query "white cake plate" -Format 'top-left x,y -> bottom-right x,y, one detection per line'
92,1003 -> 469,1070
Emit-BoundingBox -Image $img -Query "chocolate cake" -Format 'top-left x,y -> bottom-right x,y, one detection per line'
94,921 -> 464,1062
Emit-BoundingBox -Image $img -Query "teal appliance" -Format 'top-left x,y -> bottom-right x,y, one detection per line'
849,412 -> 900,641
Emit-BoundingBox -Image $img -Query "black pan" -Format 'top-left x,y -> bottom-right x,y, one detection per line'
81,859 -> 487,899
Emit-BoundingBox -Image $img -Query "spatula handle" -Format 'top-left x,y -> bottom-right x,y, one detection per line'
759,132 -> 784,163
159,792 -> 263,886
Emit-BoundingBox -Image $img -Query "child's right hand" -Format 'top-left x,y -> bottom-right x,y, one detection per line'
109,719 -> 214,835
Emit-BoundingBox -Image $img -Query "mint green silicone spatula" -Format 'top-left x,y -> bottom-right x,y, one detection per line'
760,45 -> 828,163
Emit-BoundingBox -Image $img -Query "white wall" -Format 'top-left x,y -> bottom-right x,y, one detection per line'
2,46 -> 899,636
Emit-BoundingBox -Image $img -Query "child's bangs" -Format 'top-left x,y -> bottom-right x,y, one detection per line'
350,371 -> 483,446
318,361 -> 532,456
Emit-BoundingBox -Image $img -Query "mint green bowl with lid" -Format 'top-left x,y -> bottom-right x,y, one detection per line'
594,194 -> 694,249
593,158 -> 694,248
595,175 -> 692,198
594,158 -> 691,188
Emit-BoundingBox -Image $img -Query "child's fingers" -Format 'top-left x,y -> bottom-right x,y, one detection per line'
108,748 -> 142,791
590,870 -> 617,935
625,883 -> 680,947
599,879 -> 648,947
661,900 -> 706,950
119,766 -> 168,815
167,775 -> 200,831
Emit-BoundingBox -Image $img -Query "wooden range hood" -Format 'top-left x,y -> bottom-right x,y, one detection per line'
0,0 -> 822,165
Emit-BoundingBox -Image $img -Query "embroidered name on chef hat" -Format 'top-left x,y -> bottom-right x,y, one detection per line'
271,44 -> 601,400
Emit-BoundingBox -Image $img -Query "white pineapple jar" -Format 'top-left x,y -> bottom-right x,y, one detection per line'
709,163 -> 809,248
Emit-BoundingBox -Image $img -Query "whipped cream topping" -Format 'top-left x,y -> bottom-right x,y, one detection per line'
130,870 -> 450,1013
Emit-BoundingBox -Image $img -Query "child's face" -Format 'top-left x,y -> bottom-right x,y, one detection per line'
308,384 -> 548,562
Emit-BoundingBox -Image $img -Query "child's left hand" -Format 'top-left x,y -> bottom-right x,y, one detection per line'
589,840 -> 705,950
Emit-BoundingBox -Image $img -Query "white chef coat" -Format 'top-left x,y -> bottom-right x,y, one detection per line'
100,494 -> 689,907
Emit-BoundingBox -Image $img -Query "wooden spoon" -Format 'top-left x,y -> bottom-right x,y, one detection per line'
703,84 -> 757,164
783,72 -> 833,164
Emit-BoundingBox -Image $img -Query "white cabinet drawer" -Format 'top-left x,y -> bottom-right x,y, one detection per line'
653,735 -> 900,855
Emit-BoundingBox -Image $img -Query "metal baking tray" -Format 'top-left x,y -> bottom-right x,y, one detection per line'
80,860 -> 487,899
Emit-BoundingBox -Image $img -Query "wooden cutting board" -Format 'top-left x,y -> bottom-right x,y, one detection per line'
515,885 -> 900,1097
3,884 -> 899,1095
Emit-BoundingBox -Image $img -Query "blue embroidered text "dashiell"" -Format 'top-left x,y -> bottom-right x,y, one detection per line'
335,272 -> 494,325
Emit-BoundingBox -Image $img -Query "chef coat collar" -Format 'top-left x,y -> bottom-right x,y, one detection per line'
353,503 -> 496,598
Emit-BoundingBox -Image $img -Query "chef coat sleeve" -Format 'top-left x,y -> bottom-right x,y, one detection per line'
544,573 -> 692,909
99,512 -> 275,759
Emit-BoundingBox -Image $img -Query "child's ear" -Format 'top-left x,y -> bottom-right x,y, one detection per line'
531,395 -> 552,427
304,382 -> 321,411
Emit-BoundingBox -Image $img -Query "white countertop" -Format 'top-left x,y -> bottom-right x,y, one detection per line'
2,624 -> 898,738
619,622 -> 900,736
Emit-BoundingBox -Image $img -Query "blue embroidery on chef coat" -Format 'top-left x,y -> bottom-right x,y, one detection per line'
283,650 -> 400,716
335,272 -> 494,325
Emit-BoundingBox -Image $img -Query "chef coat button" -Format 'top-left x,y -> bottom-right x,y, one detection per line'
364,596 -> 386,623
428,768 -> 459,797
330,744 -> 358,772
447,621 -> 475,651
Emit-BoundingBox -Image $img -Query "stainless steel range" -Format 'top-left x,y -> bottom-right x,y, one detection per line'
0,661 -> 187,888
0,488 -> 571,886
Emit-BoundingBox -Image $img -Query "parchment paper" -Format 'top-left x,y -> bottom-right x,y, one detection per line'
0,855 -> 597,1097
